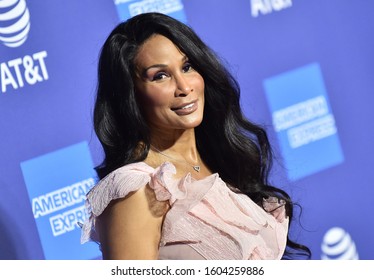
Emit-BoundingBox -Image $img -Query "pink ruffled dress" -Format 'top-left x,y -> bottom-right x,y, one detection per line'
81,162 -> 288,260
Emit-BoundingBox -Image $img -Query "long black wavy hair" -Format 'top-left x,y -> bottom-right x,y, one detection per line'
93,12 -> 311,259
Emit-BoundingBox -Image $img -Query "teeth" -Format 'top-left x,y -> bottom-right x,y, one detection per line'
181,103 -> 194,109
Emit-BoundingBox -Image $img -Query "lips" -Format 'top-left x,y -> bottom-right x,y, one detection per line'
171,101 -> 198,115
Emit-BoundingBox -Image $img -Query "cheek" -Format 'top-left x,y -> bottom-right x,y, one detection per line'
193,74 -> 205,93
137,97 -> 160,123
137,84 -> 170,105
135,76 -> 167,104
136,87 -> 172,119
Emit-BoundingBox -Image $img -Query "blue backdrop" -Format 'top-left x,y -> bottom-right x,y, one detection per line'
1,0 -> 373,260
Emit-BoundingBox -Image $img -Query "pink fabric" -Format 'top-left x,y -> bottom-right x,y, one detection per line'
81,162 -> 288,260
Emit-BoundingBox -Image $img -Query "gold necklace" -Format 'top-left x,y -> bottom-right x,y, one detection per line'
151,145 -> 201,172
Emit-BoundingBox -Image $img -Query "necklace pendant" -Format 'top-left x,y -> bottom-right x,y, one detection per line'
193,166 -> 200,172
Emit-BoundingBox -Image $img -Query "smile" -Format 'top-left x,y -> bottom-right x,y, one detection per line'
171,101 -> 198,115
180,103 -> 194,109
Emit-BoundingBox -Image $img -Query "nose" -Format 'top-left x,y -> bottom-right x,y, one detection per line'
174,74 -> 193,97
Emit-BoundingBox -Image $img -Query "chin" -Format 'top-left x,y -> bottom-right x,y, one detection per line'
172,119 -> 203,130
185,119 -> 203,129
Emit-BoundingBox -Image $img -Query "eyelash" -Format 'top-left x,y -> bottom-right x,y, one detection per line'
152,72 -> 168,81
151,62 -> 194,81
182,62 -> 193,73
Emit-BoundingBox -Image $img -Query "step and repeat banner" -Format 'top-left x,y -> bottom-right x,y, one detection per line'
1,0 -> 373,260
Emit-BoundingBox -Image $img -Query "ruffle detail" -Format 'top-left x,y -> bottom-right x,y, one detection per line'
81,162 -> 177,244
160,176 -> 288,259
80,161 -> 288,260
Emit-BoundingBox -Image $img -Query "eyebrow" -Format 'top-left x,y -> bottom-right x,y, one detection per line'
143,64 -> 167,73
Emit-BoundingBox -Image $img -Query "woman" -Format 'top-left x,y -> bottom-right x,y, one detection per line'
81,12 -> 310,260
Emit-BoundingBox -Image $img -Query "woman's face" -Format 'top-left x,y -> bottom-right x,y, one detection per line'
134,34 -> 205,132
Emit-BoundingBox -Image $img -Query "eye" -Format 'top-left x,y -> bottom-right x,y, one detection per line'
182,62 -> 193,73
152,72 -> 169,81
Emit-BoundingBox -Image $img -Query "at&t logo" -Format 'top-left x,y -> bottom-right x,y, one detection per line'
321,227 -> 359,260
0,0 -> 30,48
0,0 -> 50,94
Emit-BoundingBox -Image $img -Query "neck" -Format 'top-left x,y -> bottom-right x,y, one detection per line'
147,129 -> 214,178
150,128 -> 199,163
151,145 -> 201,172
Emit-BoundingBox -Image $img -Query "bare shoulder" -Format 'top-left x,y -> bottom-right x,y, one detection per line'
103,184 -> 169,218
97,184 -> 169,259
